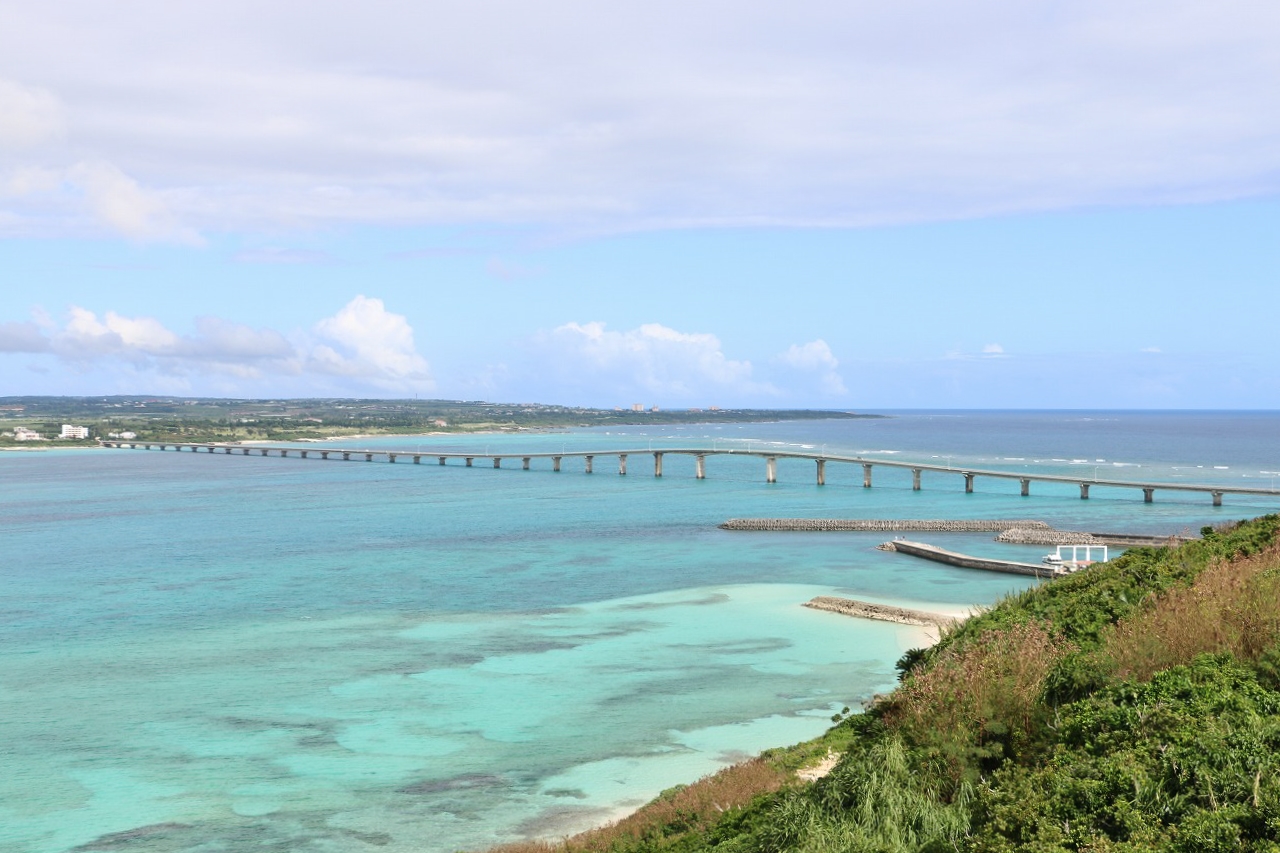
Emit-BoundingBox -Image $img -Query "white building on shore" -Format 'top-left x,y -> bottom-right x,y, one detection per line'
60,424 -> 90,439
14,428 -> 43,441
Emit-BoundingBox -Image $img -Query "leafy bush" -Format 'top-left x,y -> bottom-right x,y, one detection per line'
969,655 -> 1280,852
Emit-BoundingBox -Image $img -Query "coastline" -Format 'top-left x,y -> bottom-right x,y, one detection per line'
500,591 -> 969,851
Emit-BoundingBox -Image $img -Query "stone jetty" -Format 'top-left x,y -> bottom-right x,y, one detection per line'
803,596 -> 959,628
995,527 -> 1098,545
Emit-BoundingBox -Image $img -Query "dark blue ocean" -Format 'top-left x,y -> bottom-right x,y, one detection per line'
2,411 -> 1277,852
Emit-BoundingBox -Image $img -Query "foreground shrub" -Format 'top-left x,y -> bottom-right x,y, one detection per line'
969,655 -> 1280,852
758,734 -> 971,853
1106,544 -> 1280,682
882,621 -> 1074,790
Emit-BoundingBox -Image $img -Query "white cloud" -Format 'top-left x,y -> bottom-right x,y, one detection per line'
5,297 -> 432,393
533,321 -> 766,401
0,320 -> 49,352
67,161 -> 202,244
777,339 -> 847,395
53,306 -> 284,371
310,295 -> 434,390
982,343 -> 1005,355
1,3 -> 1278,235
0,79 -> 62,149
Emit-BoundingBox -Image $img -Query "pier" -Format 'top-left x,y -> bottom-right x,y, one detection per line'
884,540 -> 1057,578
96,441 -> 1280,507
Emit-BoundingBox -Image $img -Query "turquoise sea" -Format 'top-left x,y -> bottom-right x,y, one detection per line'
3,411 -> 1279,853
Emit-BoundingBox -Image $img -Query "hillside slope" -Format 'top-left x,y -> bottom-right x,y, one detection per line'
492,514 -> 1280,853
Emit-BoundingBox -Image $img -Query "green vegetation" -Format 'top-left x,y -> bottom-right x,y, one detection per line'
0,396 -> 876,446
492,516 -> 1280,852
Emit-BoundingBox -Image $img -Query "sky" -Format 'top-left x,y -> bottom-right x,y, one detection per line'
1,1 -> 1278,409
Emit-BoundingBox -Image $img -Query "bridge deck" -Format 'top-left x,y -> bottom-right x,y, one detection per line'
97,441 -> 1280,506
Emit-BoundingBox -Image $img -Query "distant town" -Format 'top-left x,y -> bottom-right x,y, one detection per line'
0,397 -> 878,446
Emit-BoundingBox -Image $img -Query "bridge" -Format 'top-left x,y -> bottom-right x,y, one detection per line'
99,440 -> 1280,507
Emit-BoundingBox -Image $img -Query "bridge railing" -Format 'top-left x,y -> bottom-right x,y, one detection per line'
97,441 -> 1280,506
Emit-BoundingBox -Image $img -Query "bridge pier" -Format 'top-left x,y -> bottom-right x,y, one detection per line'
300,450 -> 309,458
342,452 -> 351,461
388,454 -> 397,463
522,457 -> 530,470
224,447 -> 232,454
913,468 -> 922,490
1213,491 -> 1223,506
413,455 -> 421,464
695,454 -> 705,479
1143,487 -> 1155,503
439,456 -> 446,465
364,453 -> 373,462
1020,478 -> 1030,496
766,456 -> 777,483
260,448 -> 269,456
465,457 -> 473,467
964,473 -> 975,493
618,454 -> 627,475
320,451 -> 329,459
654,452 -> 663,477
585,455 -> 594,474
553,456 -> 561,472
493,457 -> 501,468
863,464 -> 873,488
1080,483 -> 1090,499
242,448 -> 251,455
816,459 -> 825,485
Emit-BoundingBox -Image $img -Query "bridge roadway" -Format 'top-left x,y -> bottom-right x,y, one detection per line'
100,440 -> 1280,507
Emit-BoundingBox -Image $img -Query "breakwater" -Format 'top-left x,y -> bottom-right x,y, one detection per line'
721,518 -> 1193,547
994,527 -> 1098,545
803,596 -> 959,628
719,518 -> 1052,532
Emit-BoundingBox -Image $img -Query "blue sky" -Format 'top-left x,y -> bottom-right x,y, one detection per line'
2,2 -> 1278,408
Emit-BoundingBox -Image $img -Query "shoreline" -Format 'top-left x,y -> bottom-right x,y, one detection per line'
501,592 -> 967,850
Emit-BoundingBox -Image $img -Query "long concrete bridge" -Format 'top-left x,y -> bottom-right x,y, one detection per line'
99,440 -> 1280,507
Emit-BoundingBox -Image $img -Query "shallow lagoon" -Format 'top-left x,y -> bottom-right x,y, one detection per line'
3,412 -> 1277,852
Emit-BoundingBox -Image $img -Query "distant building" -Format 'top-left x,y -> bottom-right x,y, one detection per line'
14,428 -> 43,441
631,403 -> 644,412
60,424 -> 90,439
107,431 -> 137,440
650,406 -> 660,412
